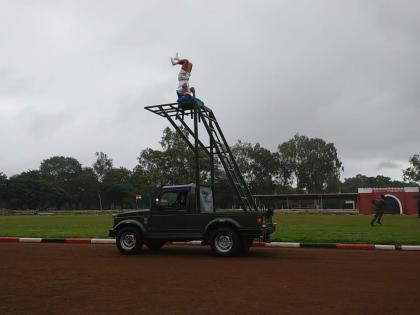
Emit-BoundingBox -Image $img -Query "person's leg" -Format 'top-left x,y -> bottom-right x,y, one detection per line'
377,212 -> 383,224
187,61 -> 193,73
181,82 -> 190,95
370,212 -> 378,226
171,52 -> 180,65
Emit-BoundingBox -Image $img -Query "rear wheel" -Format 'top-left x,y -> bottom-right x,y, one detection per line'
210,227 -> 241,257
116,226 -> 143,255
145,239 -> 166,251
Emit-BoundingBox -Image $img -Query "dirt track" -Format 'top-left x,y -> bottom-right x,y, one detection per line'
1,244 -> 419,315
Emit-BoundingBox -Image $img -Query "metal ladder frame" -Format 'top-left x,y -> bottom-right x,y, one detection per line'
145,101 -> 258,212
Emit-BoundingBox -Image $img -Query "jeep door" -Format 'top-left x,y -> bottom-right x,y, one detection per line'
150,191 -> 198,236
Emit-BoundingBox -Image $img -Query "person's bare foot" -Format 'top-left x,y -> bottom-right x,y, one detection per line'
170,52 -> 180,65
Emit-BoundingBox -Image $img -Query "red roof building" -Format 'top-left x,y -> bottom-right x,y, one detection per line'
358,187 -> 419,214
254,187 -> 420,214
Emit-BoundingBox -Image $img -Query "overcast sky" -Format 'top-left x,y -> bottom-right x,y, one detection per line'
1,0 -> 419,181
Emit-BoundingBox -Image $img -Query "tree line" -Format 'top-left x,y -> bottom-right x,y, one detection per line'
0,127 -> 418,210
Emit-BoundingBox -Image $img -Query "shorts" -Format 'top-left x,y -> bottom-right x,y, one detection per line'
176,92 -> 204,107
176,91 -> 186,98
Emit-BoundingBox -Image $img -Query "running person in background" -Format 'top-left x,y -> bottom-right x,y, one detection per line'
171,53 -> 196,98
370,194 -> 386,226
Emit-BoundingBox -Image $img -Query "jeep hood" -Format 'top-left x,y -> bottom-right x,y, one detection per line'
114,209 -> 151,218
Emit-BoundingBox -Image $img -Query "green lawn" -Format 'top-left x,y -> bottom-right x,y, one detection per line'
273,214 -> 420,245
0,213 -> 419,245
0,214 -> 112,238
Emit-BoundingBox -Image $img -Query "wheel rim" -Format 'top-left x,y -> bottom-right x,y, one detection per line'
120,232 -> 136,251
215,233 -> 233,253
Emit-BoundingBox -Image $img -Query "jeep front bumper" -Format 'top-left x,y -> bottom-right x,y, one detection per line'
108,229 -> 116,238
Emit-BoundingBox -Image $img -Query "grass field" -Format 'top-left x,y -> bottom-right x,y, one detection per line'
273,214 -> 420,245
1,213 -> 420,244
0,214 -> 112,238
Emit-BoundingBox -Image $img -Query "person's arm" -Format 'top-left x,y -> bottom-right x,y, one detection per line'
190,87 -> 196,97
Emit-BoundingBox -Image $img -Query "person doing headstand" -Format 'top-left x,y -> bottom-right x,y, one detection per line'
171,53 -> 196,99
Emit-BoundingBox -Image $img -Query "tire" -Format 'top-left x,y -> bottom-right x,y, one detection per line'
145,239 -> 166,251
116,226 -> 143,255
210,227 -> 241,257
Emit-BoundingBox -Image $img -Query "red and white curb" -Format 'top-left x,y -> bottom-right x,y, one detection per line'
1,237 -> 420,251
0,237 -> 115,244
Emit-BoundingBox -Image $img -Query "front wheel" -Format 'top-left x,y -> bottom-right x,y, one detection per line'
210,227 -> 241,257
116,226 -> 143,255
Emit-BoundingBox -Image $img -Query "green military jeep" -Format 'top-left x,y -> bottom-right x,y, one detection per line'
109,183 -> 276,257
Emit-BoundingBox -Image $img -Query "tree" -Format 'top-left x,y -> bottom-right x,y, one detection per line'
136,126 -> 231,206
159,126 -> 199,184
6,170 -> 67,210
403,154 -> 420,184
341,174 -> 410,193
0,172 -> 7,208
232,141 -> 280,194
71,167 -> 100,209
102,167 -> 135,209
39,156 -> 83,208
136,127 -> 197,187
273,152 -> 294,192
40,156 -> 82,183
93,152 -> 113,183
278,134 -> 343,193
137,148 -> 172,188
93,152 -> 113,210
130,167 -> 156,209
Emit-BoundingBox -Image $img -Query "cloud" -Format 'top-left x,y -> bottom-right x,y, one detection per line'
0,67 -> 36,96
17,105 -> 76,137
0,0 -> 419,181
377,161 -> 401,170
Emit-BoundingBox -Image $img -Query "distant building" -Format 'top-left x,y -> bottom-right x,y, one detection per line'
254,192 -> 359,212
254,187 -> 420,214
358,187 -> 419,214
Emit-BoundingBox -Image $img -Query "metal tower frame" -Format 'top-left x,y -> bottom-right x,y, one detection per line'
145,101 -> 257,212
